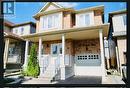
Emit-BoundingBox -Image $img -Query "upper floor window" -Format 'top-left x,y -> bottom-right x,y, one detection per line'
21,27 -> 24,35
43,17 -> 47,29
79,14 -> 90,26
79,15 -> 84,26
15,29 -> 18,34
48,16 -> 53,28
85,14 -> 90,26
43,14 -> 59,30
122,14 -> 126,26
76,12 -> 93,27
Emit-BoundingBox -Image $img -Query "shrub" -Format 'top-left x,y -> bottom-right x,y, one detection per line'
25,44 -> 40,77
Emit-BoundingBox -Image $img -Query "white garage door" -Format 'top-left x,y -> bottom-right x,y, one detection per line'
74,53 -> 102,76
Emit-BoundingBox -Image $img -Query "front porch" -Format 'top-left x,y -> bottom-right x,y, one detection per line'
4,32 -> 25,69
22,24 -> 109,81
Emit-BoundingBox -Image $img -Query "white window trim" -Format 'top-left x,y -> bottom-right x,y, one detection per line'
112,14 -> 126,32
21,27 -> 24,35
76,11 -> 94,27
122,14 -> 126,29
40,12 -> 62,32
41,13 -> 60,30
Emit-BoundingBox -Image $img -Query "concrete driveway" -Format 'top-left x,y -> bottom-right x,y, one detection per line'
21,75 -> 125,84
55,76 -> 102,84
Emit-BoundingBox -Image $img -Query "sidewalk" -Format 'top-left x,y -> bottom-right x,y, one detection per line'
102,75 -> 125,84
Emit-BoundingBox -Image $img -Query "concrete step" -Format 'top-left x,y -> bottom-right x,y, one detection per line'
4,71 -> 21,77
5,69 -> 21,73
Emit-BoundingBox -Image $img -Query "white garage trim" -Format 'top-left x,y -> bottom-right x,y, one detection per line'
74,53 -> 102,76
74,66 -> 102,76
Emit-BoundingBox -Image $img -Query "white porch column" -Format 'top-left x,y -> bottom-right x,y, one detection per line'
38,37 -> 43,76
60,34 -> 65,80
115,46 -> 122,76
23,40 -> 29,70
99,29 -> 106,82
4,38 -> 10,69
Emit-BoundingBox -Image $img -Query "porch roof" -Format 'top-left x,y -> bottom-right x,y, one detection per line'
4,32 -> 25,41
21,23 -> 109,42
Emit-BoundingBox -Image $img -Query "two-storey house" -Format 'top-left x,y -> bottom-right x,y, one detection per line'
108,10 -> 126,76
21,2 -> 109,81
4,20 -> 36,73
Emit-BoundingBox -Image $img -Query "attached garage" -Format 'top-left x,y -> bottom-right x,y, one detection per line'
74,53 -> 102,76
73,39 -> 103,76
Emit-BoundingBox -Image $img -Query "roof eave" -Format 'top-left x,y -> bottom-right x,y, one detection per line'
109,9 -> 126,16
74,5 -> 104,14
21,23 -> 110,38
33,8 -> 75,19
12,22 -> 36,27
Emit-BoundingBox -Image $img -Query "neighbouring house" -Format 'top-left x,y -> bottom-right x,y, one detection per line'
21,2 -> 109,81
108,10 -> 126,75
3,20 -> 36,73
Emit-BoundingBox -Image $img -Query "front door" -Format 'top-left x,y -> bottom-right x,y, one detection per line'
51,43 -> 62,79
51,43 -> 62,55
51,43 -> 62,66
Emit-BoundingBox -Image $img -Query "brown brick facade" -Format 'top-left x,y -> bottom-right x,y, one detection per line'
94,10 -> 103,25
74,39 -> 100,54
63,11 -> 72,29
36,20 -> 40,33
40,39 -> 73,55
36,39 -> 100,55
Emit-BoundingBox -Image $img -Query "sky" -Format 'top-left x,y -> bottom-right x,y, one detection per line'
4,2 -> 127,24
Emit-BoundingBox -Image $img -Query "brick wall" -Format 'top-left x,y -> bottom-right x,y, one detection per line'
35,39 -> 100,55
39,40 -> 72,54
94,10 -> 103,25
63,11 -> 72,29
74,39 -> 100,54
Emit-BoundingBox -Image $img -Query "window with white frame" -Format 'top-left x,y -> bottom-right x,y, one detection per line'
122,14 -> 126,26
43,17 -> 47,29
42,13 -> 59,30
77,13 -> 91,27
79,15 -> 84,26
54,14 -> 59,28
48,15 -> 53,28
21,27 -> 24,35
85,14 -> 90,26
15,29 -> 18,34
8,44 -> 15,55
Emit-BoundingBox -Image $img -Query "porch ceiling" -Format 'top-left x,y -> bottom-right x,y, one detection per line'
21,23 -> 109,42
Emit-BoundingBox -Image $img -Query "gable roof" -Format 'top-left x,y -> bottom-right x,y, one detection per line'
33,2 -> 74,19
34,3 -> 104,19
38,2 -> 64,13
